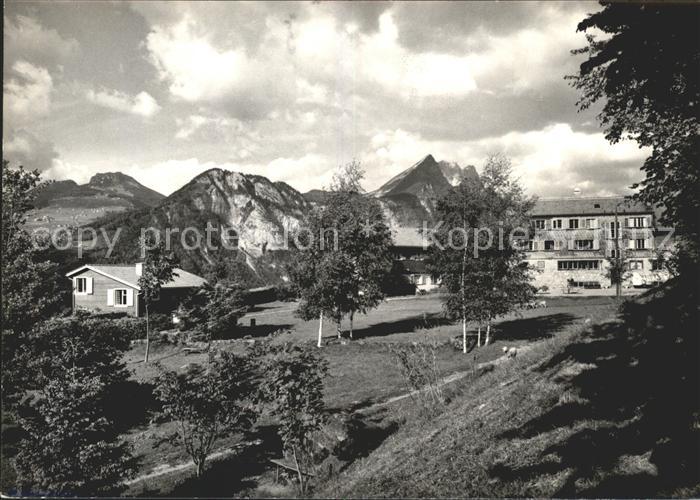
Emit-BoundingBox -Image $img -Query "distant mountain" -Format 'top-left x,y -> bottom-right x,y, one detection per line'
87,169 -> 311,286
27,172 -> 165,231
373,154 -> 478,226
34,172 -> 164,209
82,156 -> 475,284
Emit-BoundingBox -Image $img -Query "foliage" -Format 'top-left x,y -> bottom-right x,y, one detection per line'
428,154 -> 536,349
179,283 -> 249,340
289,162 -> 393,338
138,232 -> 177,362
569,3 -> 700,270
256,342 -> 328,493
1,161 -> 66,403
13,314 -> 136,495
154,351 -> 258,478
387,341 -> 445,410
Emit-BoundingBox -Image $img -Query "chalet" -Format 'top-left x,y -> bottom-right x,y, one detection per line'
66,263 -> 207,317
391,227 -> 440,292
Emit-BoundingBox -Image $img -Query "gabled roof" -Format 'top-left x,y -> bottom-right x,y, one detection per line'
66,264 -> 207,290
531,196 -> 653,217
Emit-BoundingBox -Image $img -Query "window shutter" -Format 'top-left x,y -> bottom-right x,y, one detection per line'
646,238 -> 653,250
592,219 -> 599,229
126,289 -> 134,307
107,289 -> 114,306
628,239 -> 635,250
643,217 -> 649,227
567,239 -> 574,250
86,277 -> 93,295
555,239 -> 561,250
626,218 -> 633,228
593,239 -> 600,250
72,277 -> 77,291
545,219 -> 551,230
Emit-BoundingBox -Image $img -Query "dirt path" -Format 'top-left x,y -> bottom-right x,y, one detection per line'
124,346 -> 532,488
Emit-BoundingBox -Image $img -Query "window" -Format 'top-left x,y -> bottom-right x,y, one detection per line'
651,259 -> 664,271
585,218 -> 598,229
574,240 -> 594,250
635,238 -> 646,250
114,289 -> 128,306
557,260 -> 600,271
628,217 -> 647,228
609,221 -> 620,239
609,249 -> 621,259
527,240 -> 537,251
544,240 -> 555,250
569,218 -> 579,229
76,277 -> 87,294
552,219 -> 563,229
594,203 -> 601,208
537,261 -> 545,270
533,219 -> 546,230
628,260 -> 644,270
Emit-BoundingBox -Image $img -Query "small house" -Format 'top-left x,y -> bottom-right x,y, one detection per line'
66,263 -> 206,317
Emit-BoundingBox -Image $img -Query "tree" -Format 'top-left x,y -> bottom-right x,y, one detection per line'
569,3 -> 700,271
1,161 -> 64,403
289,162 -> 393,346
154,351 -> 257,479
428,154 -> 536,351
14,315 -> 136,495
138,233 -> 177,363
180,282 -> 249,347
257,343 -> 328,494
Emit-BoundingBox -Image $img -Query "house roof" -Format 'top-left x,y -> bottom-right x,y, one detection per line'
531,197 -> 653,217
392,227 -> 427,248
66,264 -> 207,290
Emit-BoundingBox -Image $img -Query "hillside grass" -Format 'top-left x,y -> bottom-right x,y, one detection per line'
122,296 -> 618,496
318,278 -> 699,498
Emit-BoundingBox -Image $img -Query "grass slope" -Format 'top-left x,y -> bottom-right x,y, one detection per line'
321,279 -> 699,498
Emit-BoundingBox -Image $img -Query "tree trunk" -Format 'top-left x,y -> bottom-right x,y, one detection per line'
144,305 -> 150,363
485,321 -> 491,346
292,445 -> 305,494
317,312 -> 323,348
477,325 -> 481,347
195,459 -> 205,479
462,317 -> 467,353
349,311 -> 354,340
336,320 -> 342,339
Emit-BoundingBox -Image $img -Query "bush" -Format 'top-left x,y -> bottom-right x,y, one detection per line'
275,282 -> 298,302
387,341 -> 445,411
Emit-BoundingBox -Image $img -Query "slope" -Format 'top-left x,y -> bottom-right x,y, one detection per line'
321,278 -> 699,498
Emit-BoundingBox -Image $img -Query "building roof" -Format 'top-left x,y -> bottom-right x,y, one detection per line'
392,227 -> 427,248
66,264 -> 207,290
531,196 -> 653,217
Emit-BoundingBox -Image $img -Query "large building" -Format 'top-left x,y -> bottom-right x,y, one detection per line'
524,196 -> 672,293
389,196 -> 673,296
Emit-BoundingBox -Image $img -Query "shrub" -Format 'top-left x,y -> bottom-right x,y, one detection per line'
387,341 -> 445,410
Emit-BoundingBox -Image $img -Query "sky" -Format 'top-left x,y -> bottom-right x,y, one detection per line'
3,1 -> 650,197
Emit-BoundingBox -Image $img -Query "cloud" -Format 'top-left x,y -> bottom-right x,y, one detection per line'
3,129 -> 60,172
86,88 -> 160,117
3,61 -> 53,125
4,14 -> 79,65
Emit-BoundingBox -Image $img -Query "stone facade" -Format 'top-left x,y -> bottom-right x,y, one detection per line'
524,197 -> 671,294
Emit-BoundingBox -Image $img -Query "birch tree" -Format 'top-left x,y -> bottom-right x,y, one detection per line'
428,154 -> 536,351
137,233 -> 177,363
